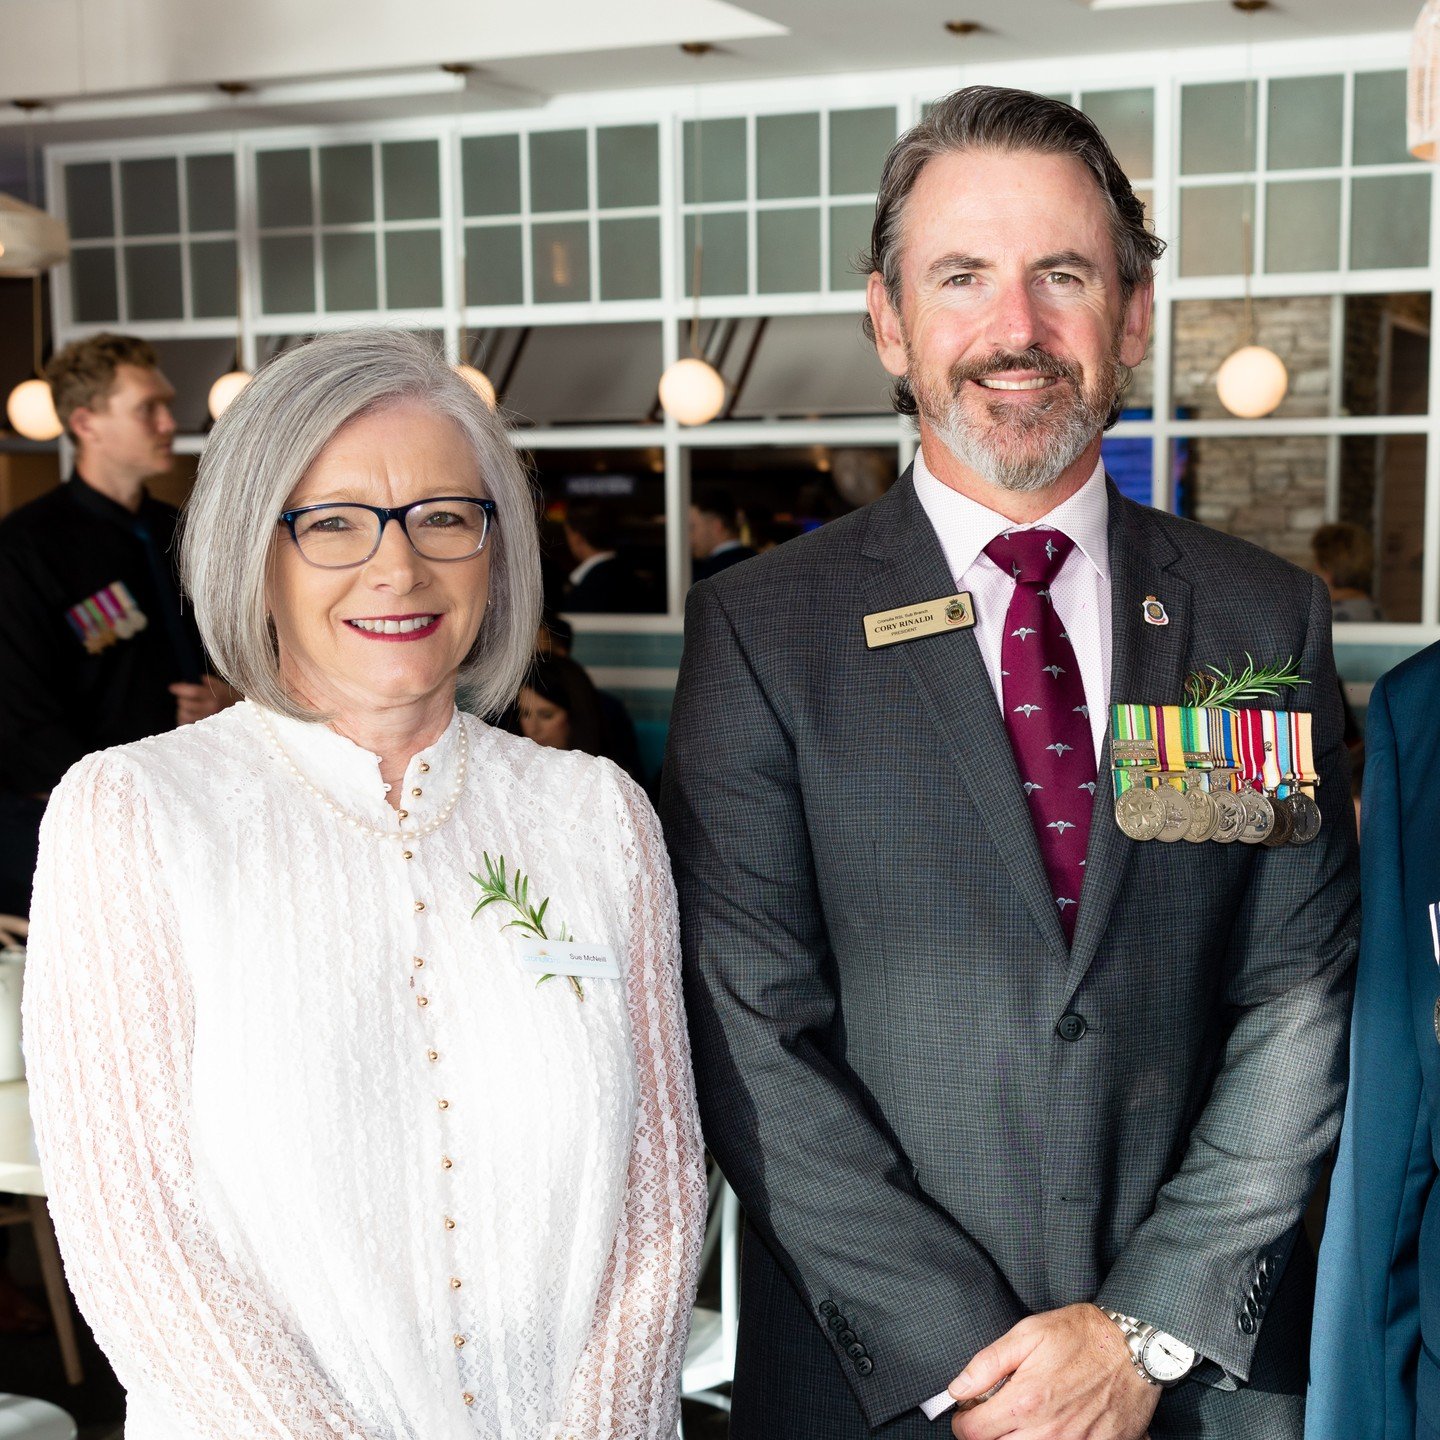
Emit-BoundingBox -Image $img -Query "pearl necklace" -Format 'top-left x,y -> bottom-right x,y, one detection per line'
254,706 -> 470,843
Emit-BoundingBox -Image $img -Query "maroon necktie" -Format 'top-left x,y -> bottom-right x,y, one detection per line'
982,528 -> 1096,943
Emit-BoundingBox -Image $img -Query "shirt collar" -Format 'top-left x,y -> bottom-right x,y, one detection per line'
913,446 -> 1111,586
569,551 -> 616,587
246,699 -> 468,828
65,472 -> 157,530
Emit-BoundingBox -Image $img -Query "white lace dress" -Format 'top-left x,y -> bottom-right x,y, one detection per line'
23,701 -> 706,1440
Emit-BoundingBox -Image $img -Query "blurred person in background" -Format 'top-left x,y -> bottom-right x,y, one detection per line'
519,653 -> 646,786
0,333 -> 236,917
24,331 -> 704,1439
689,486 -> 757,582
562,501 -> 650,612
536,609 -> 644,781
1312,522 -> 1383,624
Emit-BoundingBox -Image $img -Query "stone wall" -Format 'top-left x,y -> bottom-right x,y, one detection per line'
1168,294 -> 1430,615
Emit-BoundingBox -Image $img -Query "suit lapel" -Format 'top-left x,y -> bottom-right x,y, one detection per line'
1066,487 -> 1193,990
861,474 -> 1070,966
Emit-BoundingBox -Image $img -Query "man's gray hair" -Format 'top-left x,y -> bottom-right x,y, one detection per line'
181,328 -> 542,721
862,85 -> 1167,416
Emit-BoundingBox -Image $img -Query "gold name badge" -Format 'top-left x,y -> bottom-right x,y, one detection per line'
864,593 -> 976,649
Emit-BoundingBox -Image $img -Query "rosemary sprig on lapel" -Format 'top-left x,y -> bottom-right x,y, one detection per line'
1182,653 -> 1308,710
470,851 -> 584,1001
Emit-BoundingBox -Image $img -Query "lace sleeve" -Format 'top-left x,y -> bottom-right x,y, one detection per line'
552,771 -> 708,1439
23,753 -> 377,1440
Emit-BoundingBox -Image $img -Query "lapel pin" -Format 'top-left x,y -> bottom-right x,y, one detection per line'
1142,595 -> 1169,627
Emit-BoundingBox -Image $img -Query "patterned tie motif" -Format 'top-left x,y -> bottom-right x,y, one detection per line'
982,527 -> 1096,943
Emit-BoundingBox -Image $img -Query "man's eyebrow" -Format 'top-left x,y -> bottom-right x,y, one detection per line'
1033,250 -> 1104,278
922,253 -> 991,282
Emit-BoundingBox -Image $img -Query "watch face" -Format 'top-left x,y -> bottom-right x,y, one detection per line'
1142,1331 -> 1196,1383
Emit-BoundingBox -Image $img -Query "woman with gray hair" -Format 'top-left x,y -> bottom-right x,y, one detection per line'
22,329 -> 706,1440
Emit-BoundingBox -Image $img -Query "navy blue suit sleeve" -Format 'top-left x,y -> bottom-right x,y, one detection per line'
1309,675 -> 1430,1440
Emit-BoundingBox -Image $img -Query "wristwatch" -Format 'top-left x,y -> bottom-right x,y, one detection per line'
1095,1306 -> 1197,1387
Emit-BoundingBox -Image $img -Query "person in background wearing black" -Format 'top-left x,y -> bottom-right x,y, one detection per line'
535,610 -> 645,785
0,333 -> 237,917
518,654 -> 646,787
561,501 -> 650,612
688,486 -> 757,582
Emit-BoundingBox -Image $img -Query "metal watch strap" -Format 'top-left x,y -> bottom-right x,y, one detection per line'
1097,1306 -> 1161,1387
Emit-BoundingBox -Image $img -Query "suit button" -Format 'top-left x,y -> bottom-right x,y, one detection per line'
1056,1013 -> 1088,1042
847,1343 -> 867,1359
819,1301 -> 837,1318
1238,1313 -> 1257,1335
827,1313 -> 846,1331
855,1357 -> 874,1375
838,1329 -> 856,1345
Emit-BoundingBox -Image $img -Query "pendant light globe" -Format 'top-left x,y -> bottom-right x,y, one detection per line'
1215,344 -> 1289,418
659,357 -> 725,426
6,378 -> 62,441
455,364 -> 497,409
208,369 -> 252,421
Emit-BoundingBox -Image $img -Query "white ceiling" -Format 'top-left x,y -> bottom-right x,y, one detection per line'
0,0 -> 1424,190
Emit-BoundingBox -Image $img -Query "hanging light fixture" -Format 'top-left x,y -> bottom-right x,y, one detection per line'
208,84 -> 253,420
7,268 -> 62,439
659,43 -> 726,427
1215,2 -> 1288,419
1409,1 -> 1440,159
442,63 -> 499,408
4,102 -> 65,442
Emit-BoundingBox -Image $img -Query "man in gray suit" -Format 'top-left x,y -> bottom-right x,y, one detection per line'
660,87 -> 1358,1439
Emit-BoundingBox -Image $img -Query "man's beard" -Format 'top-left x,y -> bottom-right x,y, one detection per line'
909,340 -> 1127,494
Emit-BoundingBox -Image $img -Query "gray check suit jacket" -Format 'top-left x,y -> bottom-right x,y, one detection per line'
659,472 -> 1359,1438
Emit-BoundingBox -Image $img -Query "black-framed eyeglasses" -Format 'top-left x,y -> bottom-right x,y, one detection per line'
277,496 -> 498,569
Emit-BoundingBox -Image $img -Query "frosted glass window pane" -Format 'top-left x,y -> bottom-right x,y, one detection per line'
465,225 -> 523,306
260,234 -> 316,313
190,239 -> 237,317
461,135 -> 521,217
186,155 -> 235,232
597,125 -> 659,208
757,113 -> 819,200
1267,74 -> 1343,171
382,140 -> 441,220
323,232 -> 378,311
529,131 -> 588,213
683,212 -> 747,295
830,108 -> 895,196
758,207 -> 821,293
70,248 -> 118,322
319,145 -> 374,225
1180,82 -> 1255,175
683,119 -> 747,204
384,230 -> 443,308
1179,184 -> 1253,276
257,150 -> 313,229
829,203 -> 871,291
1081,89 -> 1153,181
65,162 -> 114,240
1352,173 -> 1431,269
1354,70 -> 1412,166
598,216 -> 660,300
532,221 -> 590,302
124,243 -> 183,320
120,158 -> 179,237
1264,179 -> 1341,273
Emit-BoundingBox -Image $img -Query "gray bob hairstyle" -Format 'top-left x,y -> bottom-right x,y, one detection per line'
862,85 -> 1166,417
181,328 -> 542,721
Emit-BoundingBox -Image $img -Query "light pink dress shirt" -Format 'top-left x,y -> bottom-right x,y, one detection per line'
912,447 -> 1112,1421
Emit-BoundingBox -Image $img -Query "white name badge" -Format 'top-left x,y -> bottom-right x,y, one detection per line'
514,939 -> 621,981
